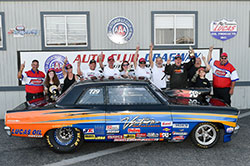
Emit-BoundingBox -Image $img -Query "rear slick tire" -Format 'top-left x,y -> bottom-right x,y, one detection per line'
46,127 -> 83,153
191,123 -> 220,149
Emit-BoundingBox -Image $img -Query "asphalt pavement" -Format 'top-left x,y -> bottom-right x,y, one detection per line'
0,109 -> 250,166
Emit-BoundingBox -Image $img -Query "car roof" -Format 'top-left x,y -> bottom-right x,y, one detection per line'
74,79 -> 151,87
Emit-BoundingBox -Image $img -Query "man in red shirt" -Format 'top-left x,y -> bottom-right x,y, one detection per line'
18,60 -> 45,104
208,47 -> 239,106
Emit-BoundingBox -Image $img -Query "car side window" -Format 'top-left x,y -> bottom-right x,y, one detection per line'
108,86 -> 160,105
76,87 -> 104,105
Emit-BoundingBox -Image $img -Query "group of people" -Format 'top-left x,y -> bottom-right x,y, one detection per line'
18,45 -> 239,106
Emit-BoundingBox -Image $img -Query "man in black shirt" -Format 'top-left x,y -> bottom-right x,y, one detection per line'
165,54 -> 195,89
187,47 -> 212,85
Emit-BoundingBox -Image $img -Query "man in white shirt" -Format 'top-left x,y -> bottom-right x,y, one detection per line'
98,52 -> 120,79
148,43 -> 167,89
133,46 -> 151,80
77,59 -> 102,80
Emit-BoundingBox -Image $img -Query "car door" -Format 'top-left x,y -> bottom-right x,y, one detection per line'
105,84 -> 172,141
75,86 -> 106,141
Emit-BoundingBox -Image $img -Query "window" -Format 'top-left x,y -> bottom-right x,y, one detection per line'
108,86 -> 160,105
0,12 -> 6,50
41,12 -> 90,50
152,11 -> 198,48
77,88 -> 104,105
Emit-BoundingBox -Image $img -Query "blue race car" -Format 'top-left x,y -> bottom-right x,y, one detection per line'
4,79 -> 240,153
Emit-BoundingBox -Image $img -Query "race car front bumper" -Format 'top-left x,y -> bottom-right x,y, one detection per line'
4,126 -> 12,136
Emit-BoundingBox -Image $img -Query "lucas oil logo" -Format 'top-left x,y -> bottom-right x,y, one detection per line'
44,54 -> 66,79
210,18 -> 237,41
107,16 -> 134,44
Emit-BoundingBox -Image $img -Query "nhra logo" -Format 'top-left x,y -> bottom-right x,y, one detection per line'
44,54 -> 66,79
107,16 -> 134,44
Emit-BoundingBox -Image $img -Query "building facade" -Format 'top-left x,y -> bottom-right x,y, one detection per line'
0,0 -> 249,118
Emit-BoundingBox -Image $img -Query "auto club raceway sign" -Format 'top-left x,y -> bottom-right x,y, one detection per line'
107,16 -> 134,44
210,18 -> 237,41
19,49 -> 220,84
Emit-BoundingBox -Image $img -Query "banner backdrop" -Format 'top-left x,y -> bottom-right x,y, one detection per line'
19,49 -> 221,85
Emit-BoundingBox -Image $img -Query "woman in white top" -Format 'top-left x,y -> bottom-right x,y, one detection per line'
133,46 -> 151,80
120,61 -> 135,79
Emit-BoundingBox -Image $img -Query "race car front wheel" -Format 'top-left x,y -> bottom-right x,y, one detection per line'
46,127 -> 83,153
191,123 -> 220,149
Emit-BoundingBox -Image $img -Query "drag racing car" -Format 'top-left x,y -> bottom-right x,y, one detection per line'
4,79 -> 240,153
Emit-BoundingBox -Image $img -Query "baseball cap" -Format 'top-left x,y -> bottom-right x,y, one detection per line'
66,64 -> 72,69
198,67 -> 205,72
108,56 -> 114,61
48,68 -> 55,72
221,52 -> 228,57
89,59 -> 96,64
139,58 -> 146,63
175,55 -> 182,59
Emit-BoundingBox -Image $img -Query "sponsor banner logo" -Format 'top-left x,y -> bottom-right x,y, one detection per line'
84,134 -> 105,140
84,134 -> 95,139
128,128 -> 141,133
124,134 -> 136,139
44,54 -> 65,80
20,49 -> 221,85
107,16 -> 134,44
173,136 -> 185,141
107,130 -> 120,134
114,138 -> 159,142
94,125 -> 105,135
121,116 -> 160,129
161,121 -> 173,127
83,128 -> 95,134
147,133 -> 159,138
160,133 -> 170,138
107,135 -> 123,139
162,127 -> 171,132
136,133 -> 147,138
106,125 -> 120,134
12,129 -> 42,136
173,123 -> 189,128
210,18 -> 237,41
172,131 -> 188,136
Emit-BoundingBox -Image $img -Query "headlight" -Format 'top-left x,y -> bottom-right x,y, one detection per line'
4,126 -> 12,136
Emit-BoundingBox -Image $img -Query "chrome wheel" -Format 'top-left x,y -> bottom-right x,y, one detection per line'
195,124 -> 216,146
54,128 -> 74,146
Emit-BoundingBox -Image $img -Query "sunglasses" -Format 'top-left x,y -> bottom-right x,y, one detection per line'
139,62 -> 146,64
123,64 -> 129,66
220,57 -> 227,60
108,59 -> 114,61
66,67 -> 72,69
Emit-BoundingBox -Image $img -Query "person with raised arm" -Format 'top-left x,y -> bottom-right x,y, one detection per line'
61,57 -> 78,93
133,45 -> 151,80
207,46 -> 239,106
17,60 -> 45,104
98,52 -> 120,79
165,50 -> 196,89
149,43 -> 166,89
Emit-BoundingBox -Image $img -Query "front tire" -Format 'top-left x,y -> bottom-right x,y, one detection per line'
46,127 -> 83,153
191,123 -> 220,149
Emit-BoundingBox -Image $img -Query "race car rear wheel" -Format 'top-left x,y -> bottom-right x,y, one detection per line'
46,127 -> 83,153
191,123 -> 220,149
